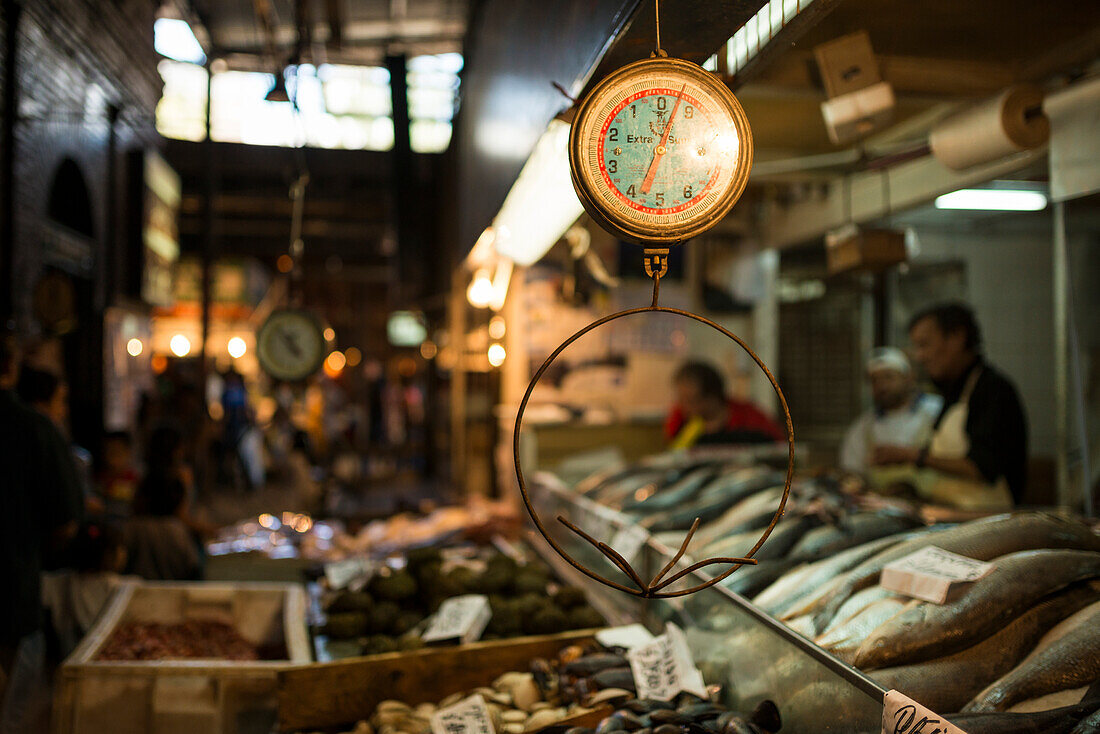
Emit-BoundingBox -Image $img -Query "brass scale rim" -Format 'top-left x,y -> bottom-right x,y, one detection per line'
567,55 -> 754,246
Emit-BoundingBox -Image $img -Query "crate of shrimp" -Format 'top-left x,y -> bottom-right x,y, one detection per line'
53,580 -> 311,734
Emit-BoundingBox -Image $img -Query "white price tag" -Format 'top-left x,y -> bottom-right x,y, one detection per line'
431,694 -> 496,734
423,595 -> 492,644
611,524 -> 649,566
596,624 -> 656,651
882,690 -> 968,734
881,547 -> 995,604
324,556 -> 375,591
626,623 -> 706,702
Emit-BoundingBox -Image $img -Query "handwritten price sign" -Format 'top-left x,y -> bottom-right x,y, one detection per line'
626,623 -> 706,701
882,690 -> 968,734
431,695 -> 495,734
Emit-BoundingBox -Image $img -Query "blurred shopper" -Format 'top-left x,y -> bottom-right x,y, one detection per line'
222,368 -> 263,491
95,432 -> 140,520
839,348 -> 942,477
874,303 -> 1026,510
41,522 -> 130,657
17,366 -> 95,511
0,336 -> 83,733
125,426 -> 202,580
665,361 -> 785,449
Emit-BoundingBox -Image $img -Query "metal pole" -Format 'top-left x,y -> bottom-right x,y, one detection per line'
1053,201 -> 1069,508
198,61 -> 215,491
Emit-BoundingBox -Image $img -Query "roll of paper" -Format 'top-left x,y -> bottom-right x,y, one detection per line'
930,85 -> 1049,170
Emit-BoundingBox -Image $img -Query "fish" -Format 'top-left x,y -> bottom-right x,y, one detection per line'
965,599 -> 1100,712
944,701 -> 1100,734
1011,687 -> 1092,713
705,515 -> 820,563
868,584 -> 1100,713
1071,704 -> 1100,734
812,513 -> 1100,634
760,535 -> 906,619
822,586 -> 898,634
784,614 -> 816,638
692,488 -> 786,546
786,512 -> 919,562
854,550 -> 1100,670
621,466 -> 722,514
814,598 -> 911,664
720,558 -> 805,598
646,473 -> 786,531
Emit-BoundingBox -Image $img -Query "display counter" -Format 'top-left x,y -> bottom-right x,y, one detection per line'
529,476 -> 885,732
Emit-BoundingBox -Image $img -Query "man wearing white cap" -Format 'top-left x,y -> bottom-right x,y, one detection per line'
839,347 -> 942,477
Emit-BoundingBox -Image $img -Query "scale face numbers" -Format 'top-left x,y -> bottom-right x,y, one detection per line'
256,309 -> 327,382
569,56 -> 753,245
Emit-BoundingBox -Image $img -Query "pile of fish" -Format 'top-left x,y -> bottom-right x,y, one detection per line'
572,457 -> 1100,730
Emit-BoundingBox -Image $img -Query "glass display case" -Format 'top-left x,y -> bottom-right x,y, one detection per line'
530,477 -> 886,732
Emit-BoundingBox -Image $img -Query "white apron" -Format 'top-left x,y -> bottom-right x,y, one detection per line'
916,368 -> 1014,511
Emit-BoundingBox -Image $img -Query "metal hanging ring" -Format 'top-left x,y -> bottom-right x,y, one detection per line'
513,305 -> 795,598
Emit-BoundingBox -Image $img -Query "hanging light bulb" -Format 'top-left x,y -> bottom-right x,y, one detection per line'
487,343 -> 506,367
467,268 -> 494,308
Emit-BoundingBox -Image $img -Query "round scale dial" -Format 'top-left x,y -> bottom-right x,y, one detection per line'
569,56 -> 753,245
256,309 -> 326,382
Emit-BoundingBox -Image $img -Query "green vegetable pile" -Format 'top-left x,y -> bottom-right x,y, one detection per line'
320,548 -> 605,656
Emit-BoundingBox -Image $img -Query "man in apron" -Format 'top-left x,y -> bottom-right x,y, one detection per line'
872,303 -> 1027,511
838,347 -> 942,482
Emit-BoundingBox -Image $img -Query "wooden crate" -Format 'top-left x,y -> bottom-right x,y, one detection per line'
53,581 -> 311,734
277,629 -> 601,732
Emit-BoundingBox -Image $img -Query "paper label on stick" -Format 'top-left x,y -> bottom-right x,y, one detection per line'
882,690 -> 968,734
881,546 -> 995,604
431,694 -> 496,734
422,595 -> 492,644
596,624 -> 657,651
626,623 -> 706,702
324,556 -> 375,591
610,524 -> 649,566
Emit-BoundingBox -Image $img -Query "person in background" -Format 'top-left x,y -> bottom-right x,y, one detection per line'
874,302 -> 1027,511
665,361 -> 786,449
839,347 -> 942,478
125,426 -> 202,580
41,522 -> 129,657
96,432 -> 140,520
17,366 -> 95,511
0,335 -> 83,733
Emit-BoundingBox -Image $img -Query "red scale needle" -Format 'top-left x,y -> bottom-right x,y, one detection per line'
640,84 -> 686,195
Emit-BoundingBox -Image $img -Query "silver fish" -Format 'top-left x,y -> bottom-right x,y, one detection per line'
854,550 -> 1100,670
965,599 -> 1100,712
822,586 -> 898,634
693,487 -> 786,547
762,535 -> 906,619
813,513 -> 1100,634
814,598 -> 912,664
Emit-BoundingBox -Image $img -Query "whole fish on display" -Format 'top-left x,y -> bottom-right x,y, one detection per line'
786,511 -> 921,562
620,465 -> 723,514
965,599 -> 1100,712
814,597 -> 912,664
868,584 -> 1100,713
720,557 -> 806,598
689,487 -> 786,544
812,512 -> 1100,634
821,586 -> 898,634
645,471 -> 785,531
854,550 -> 1100,670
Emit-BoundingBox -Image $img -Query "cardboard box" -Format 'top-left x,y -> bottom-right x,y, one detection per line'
825,226 -> 907,275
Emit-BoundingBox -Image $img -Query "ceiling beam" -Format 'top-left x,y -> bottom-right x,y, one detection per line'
748,51 -> 1021,98
762,147 -> 1046,248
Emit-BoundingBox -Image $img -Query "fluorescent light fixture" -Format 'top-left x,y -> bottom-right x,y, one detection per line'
492,118 -> 584,266
154,18 -> 206,65
935,189 -> 1048,211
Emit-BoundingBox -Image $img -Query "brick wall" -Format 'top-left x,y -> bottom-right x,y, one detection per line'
5,0 -> 161,445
